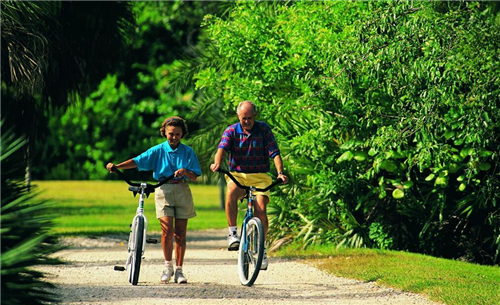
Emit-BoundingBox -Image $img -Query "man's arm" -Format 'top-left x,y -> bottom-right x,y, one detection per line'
273,154 -> 289,184
210,148 -> 226,172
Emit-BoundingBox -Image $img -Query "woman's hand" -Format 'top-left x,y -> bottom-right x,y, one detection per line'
106,163 -> 115,172
174,169 -> 186,178
175,169 -> 198,181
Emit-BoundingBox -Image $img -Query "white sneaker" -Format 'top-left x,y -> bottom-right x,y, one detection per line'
227,233 -> 240,251
174,269 -> 187,284
261,247 -> 268,270
160,267 -> 174,283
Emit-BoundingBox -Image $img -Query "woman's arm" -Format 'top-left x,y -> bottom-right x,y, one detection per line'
106,159 -> 137,172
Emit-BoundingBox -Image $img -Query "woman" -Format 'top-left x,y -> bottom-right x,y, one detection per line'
106,116 -> 201,284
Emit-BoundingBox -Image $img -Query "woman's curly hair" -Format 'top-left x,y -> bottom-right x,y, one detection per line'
160,116 -> 188,138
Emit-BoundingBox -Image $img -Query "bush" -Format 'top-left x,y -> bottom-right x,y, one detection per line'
194,1 -> 500,264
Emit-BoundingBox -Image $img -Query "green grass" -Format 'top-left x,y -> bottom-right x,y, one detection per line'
34,180 -> 227,235
276,244 -> 500,305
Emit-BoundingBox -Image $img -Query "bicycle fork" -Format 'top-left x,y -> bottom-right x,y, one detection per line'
241,191 -> 256,253
129,189 -> 149,256
119,186 -> 150,272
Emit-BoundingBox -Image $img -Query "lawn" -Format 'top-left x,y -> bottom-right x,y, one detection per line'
276,244 -> 500,305
34,180 -> 227,235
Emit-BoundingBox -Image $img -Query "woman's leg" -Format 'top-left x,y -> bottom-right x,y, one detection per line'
159,216 -> 175,261
174,218 -> 188,266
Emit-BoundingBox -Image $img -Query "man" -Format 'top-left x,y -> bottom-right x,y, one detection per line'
210,100 -> 288,270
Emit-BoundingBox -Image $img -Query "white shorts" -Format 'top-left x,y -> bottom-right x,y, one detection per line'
155,183 -> 196,219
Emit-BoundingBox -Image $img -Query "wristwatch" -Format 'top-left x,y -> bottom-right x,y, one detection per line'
278,171 -> 284,175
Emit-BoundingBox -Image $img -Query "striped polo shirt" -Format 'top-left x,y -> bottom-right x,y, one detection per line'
218,121 -> 280,173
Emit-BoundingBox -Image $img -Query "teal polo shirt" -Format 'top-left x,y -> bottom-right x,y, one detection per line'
133,141 -> 201,181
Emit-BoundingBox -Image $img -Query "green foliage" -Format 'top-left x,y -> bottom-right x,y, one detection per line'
31,1 -> 225,180
32,74 -> 189,180
196,1 -> 500,264
1,121 -> 63,305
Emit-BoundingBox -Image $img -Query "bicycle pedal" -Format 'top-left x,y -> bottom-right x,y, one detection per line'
114,266 -> 125,271
146,238 -> 158,244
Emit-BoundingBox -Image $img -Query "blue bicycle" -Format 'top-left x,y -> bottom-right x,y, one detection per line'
217,169 -> 283,286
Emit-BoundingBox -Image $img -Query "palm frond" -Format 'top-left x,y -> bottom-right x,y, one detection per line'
1,120 -> 64,305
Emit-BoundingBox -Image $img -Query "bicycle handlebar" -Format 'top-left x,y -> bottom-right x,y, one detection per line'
217,169 -> 283,192
110,165 -> 175,191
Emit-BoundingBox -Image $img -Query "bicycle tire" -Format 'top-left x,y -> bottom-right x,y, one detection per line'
129,216 -> 144,285
238,217 -> 264,286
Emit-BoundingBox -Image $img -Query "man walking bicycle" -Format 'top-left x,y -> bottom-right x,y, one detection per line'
210,100 -> 288,270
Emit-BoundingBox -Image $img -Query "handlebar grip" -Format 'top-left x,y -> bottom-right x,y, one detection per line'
106,164 -> 140,187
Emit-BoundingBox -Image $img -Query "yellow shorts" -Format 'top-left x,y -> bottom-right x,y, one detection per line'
155,183 -> 196,219
225,172 -> 272,197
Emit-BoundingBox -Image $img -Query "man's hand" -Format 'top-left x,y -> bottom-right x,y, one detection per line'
277,173 -> 289,184
210,163 -> 220,172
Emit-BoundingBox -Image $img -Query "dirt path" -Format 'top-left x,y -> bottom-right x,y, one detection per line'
37,229 -> 441,305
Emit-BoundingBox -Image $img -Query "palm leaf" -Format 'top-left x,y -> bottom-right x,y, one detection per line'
1,121 -> 63,305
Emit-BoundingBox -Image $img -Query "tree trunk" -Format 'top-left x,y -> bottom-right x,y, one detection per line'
25,140 -> 31,192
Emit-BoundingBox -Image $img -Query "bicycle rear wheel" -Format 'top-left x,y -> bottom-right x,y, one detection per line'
238,217 -> 264,286
129,215 -> 144,285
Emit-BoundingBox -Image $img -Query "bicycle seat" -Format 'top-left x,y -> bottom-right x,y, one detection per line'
128,185 -> 156,197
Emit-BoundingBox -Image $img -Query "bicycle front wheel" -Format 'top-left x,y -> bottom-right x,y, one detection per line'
129,215 -> 144,285
238,217 -> 264,286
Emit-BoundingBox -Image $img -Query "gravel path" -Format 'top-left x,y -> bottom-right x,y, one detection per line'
37,229 -> 441,305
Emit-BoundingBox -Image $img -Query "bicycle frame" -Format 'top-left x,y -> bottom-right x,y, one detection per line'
240,186 -> 257,253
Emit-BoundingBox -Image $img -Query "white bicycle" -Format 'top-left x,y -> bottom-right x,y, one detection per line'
109,165 -> 173,285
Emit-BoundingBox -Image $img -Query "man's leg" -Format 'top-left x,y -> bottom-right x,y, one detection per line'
225,181 -> 245,227
254,195 -> 270,238
226,181 -> 244,250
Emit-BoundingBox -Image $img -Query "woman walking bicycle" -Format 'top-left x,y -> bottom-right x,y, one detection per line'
107,116 -> 201,284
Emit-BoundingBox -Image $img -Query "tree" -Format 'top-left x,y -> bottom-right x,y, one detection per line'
191,1 -> 500,264
1,0 -> 134,181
